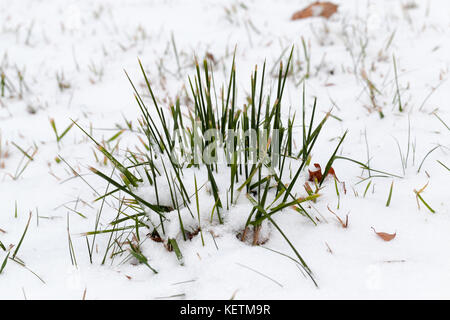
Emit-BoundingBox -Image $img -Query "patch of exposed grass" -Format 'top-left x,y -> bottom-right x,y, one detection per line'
76,49 -> 357,287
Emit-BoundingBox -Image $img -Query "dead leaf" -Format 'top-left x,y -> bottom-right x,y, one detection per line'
308,163 -> 322,182
308,163 -> 338,182
148,230 -> 163,243
328,167 -> 339,182
186,228 -> 201,241
371,227 -> 396,242
291,1 -> 338,20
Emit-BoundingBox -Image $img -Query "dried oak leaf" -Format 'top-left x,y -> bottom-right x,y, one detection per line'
328,167 -> 339,182
291,1 -> 338,20
186,228 -> 201,241
308,163 -> 323,182
308,163 -> 338,182
371,227 -> 396,242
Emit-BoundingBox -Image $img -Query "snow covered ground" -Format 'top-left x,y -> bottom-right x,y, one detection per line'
0,0 -> 449,299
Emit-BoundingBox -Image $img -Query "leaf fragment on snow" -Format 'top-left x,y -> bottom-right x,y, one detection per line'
371,227 -> 396,242
291,2 -> 338,20
308,163 -> 323,182
308,163 -> 338,182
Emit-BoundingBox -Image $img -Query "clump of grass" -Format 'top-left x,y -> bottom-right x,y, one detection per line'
0,66 -> 30,100
1,212 -> 34,276
361,70 -> 384,118
56,70 -> 71,91
78,48 -> 352,286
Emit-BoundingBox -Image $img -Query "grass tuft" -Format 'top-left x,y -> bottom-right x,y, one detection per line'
76,49 -> 354,286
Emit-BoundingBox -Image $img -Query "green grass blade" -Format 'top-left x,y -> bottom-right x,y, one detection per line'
12,212 -> 32,259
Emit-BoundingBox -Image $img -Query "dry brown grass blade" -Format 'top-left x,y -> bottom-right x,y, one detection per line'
327,206 -> 348,228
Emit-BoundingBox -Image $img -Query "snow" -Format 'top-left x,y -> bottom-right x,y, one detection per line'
0,0 -> 449,299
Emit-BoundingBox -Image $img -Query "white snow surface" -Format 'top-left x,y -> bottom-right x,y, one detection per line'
0,0 -> 449,299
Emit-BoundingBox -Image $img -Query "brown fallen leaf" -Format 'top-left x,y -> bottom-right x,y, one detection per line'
186,227 -> 201,241
308,163 -> 323,182
328,167 -> 339,182
308,163 -> 338,182
371,227 -> 396,242
291,1 -> 338,20
148,230 -> 163,243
